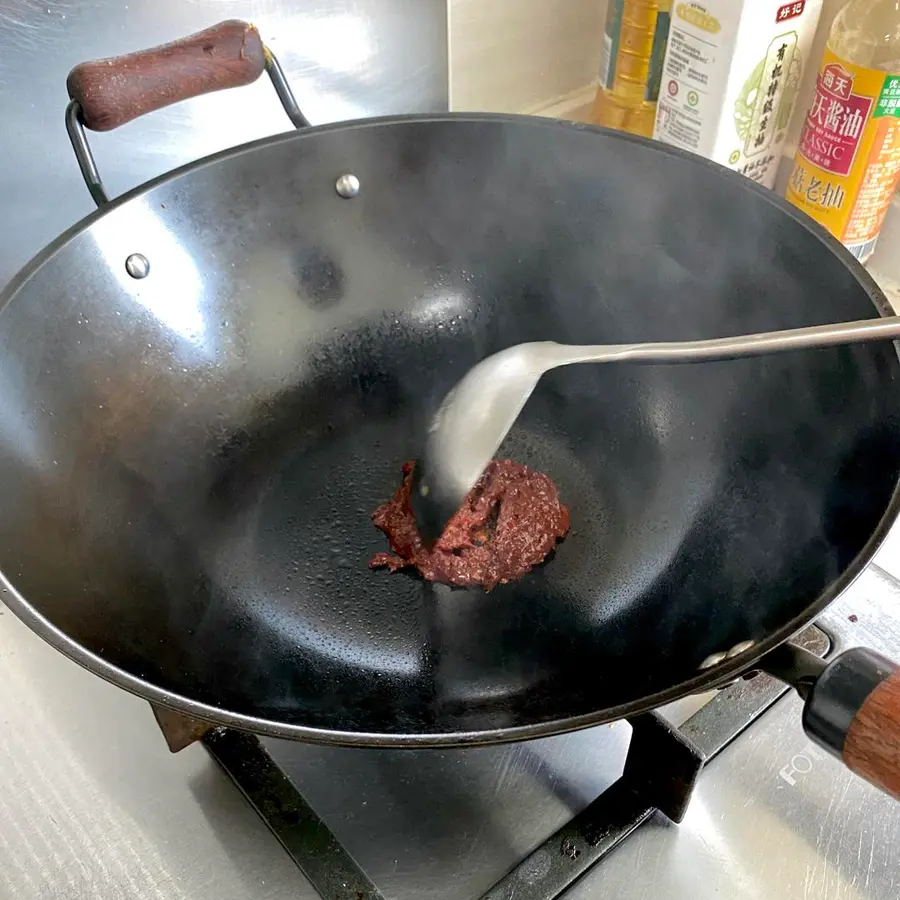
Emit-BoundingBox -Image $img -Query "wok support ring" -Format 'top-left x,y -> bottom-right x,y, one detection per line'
201,625 -> 830,900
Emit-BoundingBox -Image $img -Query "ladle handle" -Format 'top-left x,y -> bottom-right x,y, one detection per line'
558,317 -> 900,366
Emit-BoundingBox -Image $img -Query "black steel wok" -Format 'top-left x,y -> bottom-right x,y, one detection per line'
2,21 -> 900,798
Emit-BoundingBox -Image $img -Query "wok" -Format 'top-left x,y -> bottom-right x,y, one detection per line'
2,21 -> 900,800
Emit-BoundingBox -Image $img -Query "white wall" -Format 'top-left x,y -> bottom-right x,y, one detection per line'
449,0 -> 849,131
448,0 -> 607,113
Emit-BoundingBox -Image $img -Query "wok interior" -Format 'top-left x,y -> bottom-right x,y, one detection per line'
0,117 -> 898,739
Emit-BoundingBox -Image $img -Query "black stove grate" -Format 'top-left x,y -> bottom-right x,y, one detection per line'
204,625 -> 828,900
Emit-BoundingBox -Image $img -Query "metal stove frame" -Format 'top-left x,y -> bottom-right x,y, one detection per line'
153,626 -> 829,900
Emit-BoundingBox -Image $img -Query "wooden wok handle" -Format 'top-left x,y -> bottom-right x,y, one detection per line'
66,20 -> 266,132
800,647 -> 900,799
844,668 -> 900,797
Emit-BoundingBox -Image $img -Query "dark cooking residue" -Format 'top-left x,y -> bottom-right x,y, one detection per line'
369,459 -> 570,590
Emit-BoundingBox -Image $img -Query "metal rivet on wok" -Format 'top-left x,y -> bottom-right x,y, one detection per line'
125,253 -> 150,279
699,651 -> 728,670
335,173 -> 360,198
726,639 -> 757,659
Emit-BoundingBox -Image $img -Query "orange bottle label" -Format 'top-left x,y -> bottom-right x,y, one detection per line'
786,49 -> 900,261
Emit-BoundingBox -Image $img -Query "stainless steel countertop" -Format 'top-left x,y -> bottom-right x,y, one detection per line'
0,608 -> 302,899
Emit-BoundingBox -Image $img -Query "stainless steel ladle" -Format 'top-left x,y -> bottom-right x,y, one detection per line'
411,316 -> 900,543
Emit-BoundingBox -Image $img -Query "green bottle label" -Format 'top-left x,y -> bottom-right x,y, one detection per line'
646,11 -> 672,102
601,0 -> 625,90
601,2 -> 672,99
875,75 -> 900,119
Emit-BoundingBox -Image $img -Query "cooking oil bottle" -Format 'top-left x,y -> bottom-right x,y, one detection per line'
786,0 -> 900,264
591,0 -> 672,138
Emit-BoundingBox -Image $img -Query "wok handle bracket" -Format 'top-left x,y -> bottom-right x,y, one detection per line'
150,702 -> 217,753
65,22 -> 308,206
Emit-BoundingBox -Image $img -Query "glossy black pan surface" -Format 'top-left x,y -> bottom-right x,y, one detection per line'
0,115 -> 898,744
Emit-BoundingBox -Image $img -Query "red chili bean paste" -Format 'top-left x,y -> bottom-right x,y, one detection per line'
370,459 -> 569,590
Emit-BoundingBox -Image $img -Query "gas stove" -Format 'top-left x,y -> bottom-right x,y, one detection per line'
202,626 -> 831,900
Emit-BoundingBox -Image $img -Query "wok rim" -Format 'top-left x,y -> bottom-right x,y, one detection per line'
0,111 -> 898,748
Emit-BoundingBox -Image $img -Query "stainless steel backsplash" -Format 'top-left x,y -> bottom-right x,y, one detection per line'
0,0 -> 448,286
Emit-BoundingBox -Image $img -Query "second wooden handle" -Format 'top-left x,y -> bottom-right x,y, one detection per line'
844,670 -> 900,799
66,20 -> 267,132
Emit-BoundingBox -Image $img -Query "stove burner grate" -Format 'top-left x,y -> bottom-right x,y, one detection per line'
199,626 -> 829,900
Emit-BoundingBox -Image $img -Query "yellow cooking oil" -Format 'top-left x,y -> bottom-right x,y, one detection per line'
591,0 -> 672,138
786,0 -> 900,264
